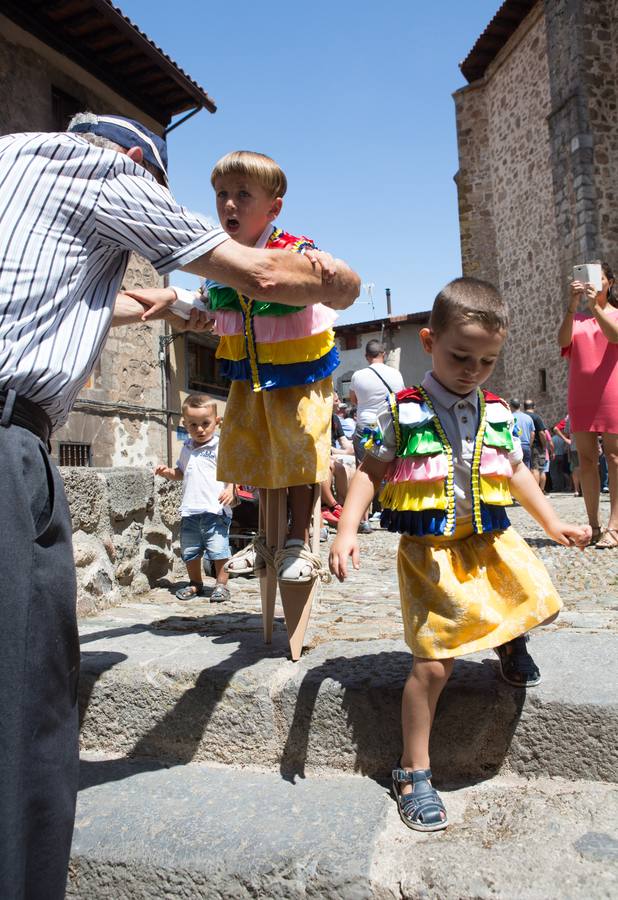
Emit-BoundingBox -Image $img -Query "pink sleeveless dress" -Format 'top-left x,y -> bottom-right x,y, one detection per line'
562,309 -> 618,433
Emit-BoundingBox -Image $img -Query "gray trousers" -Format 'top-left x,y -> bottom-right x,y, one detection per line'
0,424 -> 79,899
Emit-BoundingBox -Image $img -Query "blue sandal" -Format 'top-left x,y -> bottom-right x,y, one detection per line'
175,581 -> 204,601
391,766 -> 448,832
494,635 -> 541,687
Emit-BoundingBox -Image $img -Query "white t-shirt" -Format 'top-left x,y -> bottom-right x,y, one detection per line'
350,363 -> 405,426
177,435 -> 232,518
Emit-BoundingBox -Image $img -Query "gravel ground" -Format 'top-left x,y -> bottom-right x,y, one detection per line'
145,493 -> 617,647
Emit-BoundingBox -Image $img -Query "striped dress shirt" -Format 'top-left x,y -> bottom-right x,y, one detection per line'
0,132 -> 228,430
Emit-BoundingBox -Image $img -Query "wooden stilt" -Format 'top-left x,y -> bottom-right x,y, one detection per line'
259,488 -> 287,644
257,485 -> 325,660
278,485 -> 323,661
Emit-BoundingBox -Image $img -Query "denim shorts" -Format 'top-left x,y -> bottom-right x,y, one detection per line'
180,512 -> 231,562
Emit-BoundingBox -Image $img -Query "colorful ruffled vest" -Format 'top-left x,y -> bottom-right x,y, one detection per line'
207,226 -> 339,392
367,386 -> 516,537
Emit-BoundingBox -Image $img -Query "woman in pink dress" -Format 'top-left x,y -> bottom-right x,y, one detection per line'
558,261 -> 618,546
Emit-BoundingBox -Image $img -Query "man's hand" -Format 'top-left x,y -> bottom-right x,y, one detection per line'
303,249 -> 336,284
121,288 -> 215,332
321,259 -> 361,309
123,287 -> 178,321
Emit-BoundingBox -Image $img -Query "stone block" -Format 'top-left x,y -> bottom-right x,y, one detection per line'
61,468 -> 107,534
103,467 -> 154,522
69,760 -> 618,900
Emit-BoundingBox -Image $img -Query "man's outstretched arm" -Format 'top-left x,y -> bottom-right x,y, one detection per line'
182,239 -> 360,311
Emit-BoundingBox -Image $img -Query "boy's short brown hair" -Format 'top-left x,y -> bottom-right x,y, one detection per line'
210,151 -> 287,199
181,393 -> 217,415
430,277 -> 509,335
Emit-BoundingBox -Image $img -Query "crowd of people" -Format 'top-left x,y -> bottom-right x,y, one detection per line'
0,108 -> 616,898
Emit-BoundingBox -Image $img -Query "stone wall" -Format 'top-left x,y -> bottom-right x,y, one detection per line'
63,467 -> 184,618
1,16 -> 173,468
454,0 -> 618,426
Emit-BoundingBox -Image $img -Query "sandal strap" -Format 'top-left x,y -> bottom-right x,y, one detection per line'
392,766 -> 432,784
597,528 -> 618,548
274,542 -> 332,583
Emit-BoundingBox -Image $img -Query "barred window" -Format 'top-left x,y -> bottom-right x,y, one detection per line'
59,442 -> 91,467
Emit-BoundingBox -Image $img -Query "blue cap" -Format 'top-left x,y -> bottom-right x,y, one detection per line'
68,114 -> 168,183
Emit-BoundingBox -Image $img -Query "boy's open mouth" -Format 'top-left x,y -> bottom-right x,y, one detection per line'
226,217 -> 240,232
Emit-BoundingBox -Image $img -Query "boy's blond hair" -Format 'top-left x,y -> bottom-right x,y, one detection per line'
182,393 -> 217,415
210,151 -> 287,199
430,277 -> 509,335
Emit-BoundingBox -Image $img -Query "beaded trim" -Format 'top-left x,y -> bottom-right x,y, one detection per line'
389,391 -> 402,455
237,293 -> 261,392
470,389 -> 488,533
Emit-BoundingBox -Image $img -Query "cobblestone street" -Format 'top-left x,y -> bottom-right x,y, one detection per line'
143,493 -> 617,647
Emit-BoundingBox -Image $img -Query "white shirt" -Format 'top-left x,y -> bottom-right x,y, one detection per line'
350,362 -> 405,426
0,132 -> 229,429
177,435 -> 232,518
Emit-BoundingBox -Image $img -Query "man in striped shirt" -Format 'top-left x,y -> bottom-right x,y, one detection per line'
0,113 -> 359,899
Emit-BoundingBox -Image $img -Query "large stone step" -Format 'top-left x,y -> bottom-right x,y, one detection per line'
69,754 -> 617,899
78,604 -> 618,782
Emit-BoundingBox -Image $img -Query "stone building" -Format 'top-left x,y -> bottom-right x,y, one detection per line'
333,311 -> 430,400
0,0 -> 217,466
454,0 -> 618,424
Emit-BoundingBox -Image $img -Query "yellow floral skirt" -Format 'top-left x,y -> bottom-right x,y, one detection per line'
217,377 -> 333,489
397,521 -> 562,659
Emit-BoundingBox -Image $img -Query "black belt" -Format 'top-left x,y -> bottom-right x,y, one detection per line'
0,389 -> 52,445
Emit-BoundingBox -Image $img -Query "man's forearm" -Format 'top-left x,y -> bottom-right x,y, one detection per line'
182,240 -> 360,310
112,293 -> 147,325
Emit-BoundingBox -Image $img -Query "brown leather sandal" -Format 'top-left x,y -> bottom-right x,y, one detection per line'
596,528 -> 618,549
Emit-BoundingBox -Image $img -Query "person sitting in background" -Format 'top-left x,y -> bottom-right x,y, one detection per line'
338,401 -> 357,440
322,403 -> 355,523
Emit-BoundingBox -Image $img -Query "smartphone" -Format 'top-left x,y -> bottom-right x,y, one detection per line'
573,263 -> 603,292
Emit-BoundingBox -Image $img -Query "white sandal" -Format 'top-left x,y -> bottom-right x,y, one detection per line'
224,537 -> 266,575
275,539 -> 331,583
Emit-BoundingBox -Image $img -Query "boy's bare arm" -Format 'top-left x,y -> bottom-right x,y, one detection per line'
182,239 -> 360,311
330,455 -> 388,581
154,463 -> 183,481
509,462 -> 590,549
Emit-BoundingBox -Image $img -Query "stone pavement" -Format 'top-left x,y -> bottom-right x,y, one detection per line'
72,493 -> 618,898
109,493 -> 618,646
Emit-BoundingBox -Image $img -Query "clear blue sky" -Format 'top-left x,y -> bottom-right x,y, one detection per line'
118,0 -> 500,324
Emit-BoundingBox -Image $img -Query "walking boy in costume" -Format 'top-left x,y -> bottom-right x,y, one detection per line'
155,394 -> 235,602
170,151 -> 341,581
329,277 -> 591,832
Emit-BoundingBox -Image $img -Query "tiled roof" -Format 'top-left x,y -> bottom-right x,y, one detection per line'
460,0 -> 538,83
2,0 -> 216,126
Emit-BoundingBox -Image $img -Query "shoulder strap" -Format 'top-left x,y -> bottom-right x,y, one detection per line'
367,365 -> 396,391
